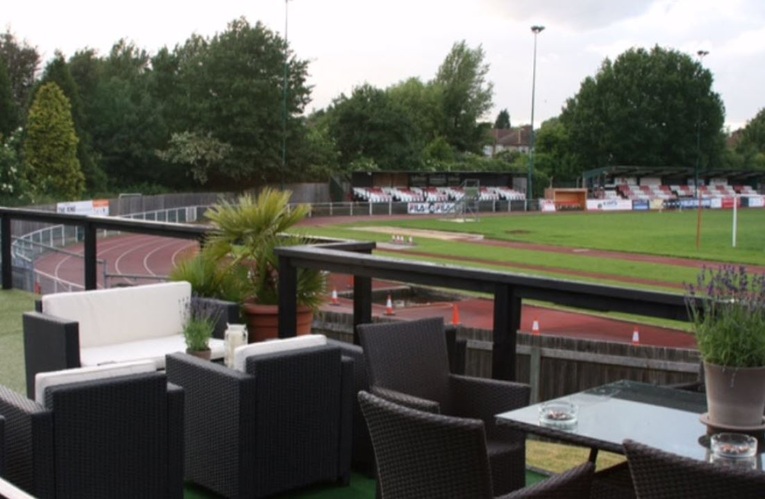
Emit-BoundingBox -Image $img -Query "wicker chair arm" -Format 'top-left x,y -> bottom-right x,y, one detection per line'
371,386 -> 441,414
22,311 -> 81,399
450,375 -> 530,421
498,462 -> 594,498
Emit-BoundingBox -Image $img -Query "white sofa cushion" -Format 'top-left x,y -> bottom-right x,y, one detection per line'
41,281 -> 191,348
80,336 -> 225,369
35,360 -> 157,406
233,334 -> 327,372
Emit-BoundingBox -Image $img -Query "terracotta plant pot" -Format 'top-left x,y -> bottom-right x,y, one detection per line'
241,302 -> 314,343
186,348 -> 212,361
704,361 -> 765,428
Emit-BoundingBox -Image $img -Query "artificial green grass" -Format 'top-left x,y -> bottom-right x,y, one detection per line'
0,289 -> 35,394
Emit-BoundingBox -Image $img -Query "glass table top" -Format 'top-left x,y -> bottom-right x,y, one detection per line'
496,380 -> 716,461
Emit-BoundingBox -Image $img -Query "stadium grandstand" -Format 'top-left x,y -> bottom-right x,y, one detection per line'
583,166 -> 762,202
350,171 -> 527,203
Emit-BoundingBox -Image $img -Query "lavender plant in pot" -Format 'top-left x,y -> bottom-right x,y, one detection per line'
685,265 -> 765,429
182,297 -> 222,360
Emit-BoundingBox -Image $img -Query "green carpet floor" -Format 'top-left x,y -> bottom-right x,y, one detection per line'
184,469 -> 548,498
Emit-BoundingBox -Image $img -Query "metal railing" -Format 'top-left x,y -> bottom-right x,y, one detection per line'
2,206 -> 696,385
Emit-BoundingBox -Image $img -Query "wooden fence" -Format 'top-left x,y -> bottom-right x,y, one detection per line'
314,309 -> 700,403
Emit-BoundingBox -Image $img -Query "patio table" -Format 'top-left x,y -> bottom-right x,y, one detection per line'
496,379 -> 763,467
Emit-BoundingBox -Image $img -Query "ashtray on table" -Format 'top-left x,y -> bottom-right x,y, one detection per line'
710,432 -> 757,469
539,400 -> 578,430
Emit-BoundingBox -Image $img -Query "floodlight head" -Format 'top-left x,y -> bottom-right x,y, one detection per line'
531,25 -> 545,34
697,50 -> 709,58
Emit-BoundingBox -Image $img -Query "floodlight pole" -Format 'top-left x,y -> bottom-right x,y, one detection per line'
527,25 -> 545,211
281,0 -> 291,191
695,49 -> 708,250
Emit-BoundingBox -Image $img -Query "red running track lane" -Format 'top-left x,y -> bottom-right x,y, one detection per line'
34,234 -> 696,350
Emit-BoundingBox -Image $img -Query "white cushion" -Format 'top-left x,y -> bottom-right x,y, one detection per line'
35,360 -> 156,406
80,336 -> 225,369
233,334 -> 327,372
42,281 -> 191,348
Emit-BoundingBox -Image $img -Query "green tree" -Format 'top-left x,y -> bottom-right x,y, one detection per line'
325,83 -> 421,171
560,45 -> 725,172
432,41 -> 494,153
169,18 -> 312,185
494,109 -> 511,129
735,108 -> 765,169
156,131 -> 233,185
23,82 -> 85,200
0,128 -> 27,204
39,52 -> 106,192
0,61 -> 19,137
0,29 -> 40,120
535,117 -> 580,185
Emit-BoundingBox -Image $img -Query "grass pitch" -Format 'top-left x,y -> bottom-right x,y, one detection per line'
300,209 -> 765,291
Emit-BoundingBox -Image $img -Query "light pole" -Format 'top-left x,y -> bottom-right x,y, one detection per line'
528,25 -> 545,211
695,49 -> 708,250
281,0 -> 291,190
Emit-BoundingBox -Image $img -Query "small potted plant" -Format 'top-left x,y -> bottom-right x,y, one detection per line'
203,189 -> 327,342
182,296 -> 222,360
685,265 -> 765,429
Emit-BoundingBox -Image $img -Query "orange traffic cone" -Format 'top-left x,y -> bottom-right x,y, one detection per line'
451,303 -> 461,326
532,318 -> 540,336
330,288 -> 340,306
347,275 -> 354,289
384,294 -> 395,316
34,279 -> 41,295
632,327 -> 640,345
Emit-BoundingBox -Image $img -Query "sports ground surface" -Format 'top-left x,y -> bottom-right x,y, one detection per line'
34,212 -> 706,349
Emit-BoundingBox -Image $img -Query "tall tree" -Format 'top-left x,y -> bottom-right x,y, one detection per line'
40,52 -> 106,192
23,82 -> 85,200
432,41 -> 494,153
325,83 -> 421,171
0,29 -> 40,120
559,45 -> 725,172
733,108 -> 765,170
494,109 -> 511,129
169,18 -> 312,185
0,61 -> 18,137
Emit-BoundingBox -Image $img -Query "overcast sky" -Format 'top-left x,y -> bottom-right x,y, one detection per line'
3,0 -> 764,131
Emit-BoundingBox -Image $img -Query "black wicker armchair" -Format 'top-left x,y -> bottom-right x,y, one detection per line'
0,415 -> 4,477
359,390 -> 594,498
358,316 -> 531,495
0,372 -> 184,499
165,343 -> 353,499
624,438 -> 765,498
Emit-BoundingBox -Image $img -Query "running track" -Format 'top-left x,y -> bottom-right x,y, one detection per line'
34,233 -> 698,349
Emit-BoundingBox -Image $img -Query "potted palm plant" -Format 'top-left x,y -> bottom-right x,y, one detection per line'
685,265 -> 765,429
203,189 -> 327,342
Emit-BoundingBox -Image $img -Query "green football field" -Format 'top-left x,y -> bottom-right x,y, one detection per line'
299,208 -> 765,291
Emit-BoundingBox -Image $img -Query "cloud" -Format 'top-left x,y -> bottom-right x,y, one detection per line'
482,0 -> 654,31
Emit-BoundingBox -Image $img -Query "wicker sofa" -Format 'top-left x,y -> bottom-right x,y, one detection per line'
0,365 -> 184,499
22,281 -> 239,398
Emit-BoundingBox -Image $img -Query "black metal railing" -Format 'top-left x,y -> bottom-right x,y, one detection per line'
2,206 -> 692,384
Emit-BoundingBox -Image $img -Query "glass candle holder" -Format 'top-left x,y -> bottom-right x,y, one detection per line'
539,400 -> 578,430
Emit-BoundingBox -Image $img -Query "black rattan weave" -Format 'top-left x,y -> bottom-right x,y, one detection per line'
359,391 -> 594,499
358,317 -> 530,495
0,372 -> 183,499
165,343 -> 353,499
0,415 -> 4,477
624,438 -> 765,499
